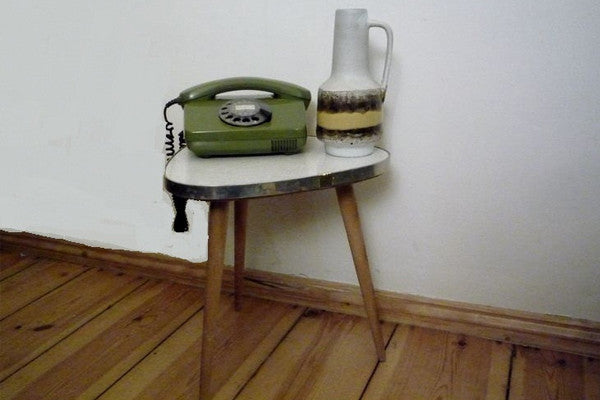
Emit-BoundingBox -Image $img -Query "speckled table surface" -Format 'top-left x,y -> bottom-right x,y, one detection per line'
164,137 -> 389,200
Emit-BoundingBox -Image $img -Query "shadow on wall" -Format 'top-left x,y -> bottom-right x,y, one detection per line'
229,170 -> 395,279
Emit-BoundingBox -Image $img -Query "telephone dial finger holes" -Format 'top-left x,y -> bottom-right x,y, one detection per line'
219,99 -> 272,127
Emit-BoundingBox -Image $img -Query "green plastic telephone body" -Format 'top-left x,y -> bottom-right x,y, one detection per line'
174,77 -> 311,157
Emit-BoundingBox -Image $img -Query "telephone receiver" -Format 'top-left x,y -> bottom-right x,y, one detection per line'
172,77 -> 311,108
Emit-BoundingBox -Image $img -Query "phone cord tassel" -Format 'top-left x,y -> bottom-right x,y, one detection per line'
172,195 -> 189,232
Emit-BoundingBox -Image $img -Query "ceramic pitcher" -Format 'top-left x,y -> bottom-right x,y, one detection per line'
317,9 -> 393,157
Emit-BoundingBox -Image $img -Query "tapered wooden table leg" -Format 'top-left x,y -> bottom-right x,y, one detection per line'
335,185 -> 386,361
234,200 -> 248,311
200,200 -> 229,400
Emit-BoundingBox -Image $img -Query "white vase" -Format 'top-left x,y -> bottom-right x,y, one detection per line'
317,9 -> 393,157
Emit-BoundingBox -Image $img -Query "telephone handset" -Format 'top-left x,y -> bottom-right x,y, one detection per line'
175,77 -> 311,107
163,77 -> 311,231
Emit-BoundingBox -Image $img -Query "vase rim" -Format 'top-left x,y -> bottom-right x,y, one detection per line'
335,8 -> 367,13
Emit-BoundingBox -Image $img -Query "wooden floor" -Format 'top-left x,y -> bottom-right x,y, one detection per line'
1,248 -> 598,400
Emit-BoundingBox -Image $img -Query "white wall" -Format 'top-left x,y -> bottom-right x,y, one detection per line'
1,0 -> 599,321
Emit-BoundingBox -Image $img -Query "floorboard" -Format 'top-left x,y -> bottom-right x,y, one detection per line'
0,280 -> 202,400
0,247 -> 598,400
508,346 -> 600,400
0,252 -> 37,280
234,310 -> 395,400
99,295 -> 303,400
0,267 -> 145,381
361,325 -> 513,400
0,259 -> 88,319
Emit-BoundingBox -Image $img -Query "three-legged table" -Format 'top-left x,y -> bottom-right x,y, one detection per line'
164,137 -> 389,399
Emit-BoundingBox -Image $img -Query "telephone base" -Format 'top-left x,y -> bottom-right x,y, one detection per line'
188,137 -> 306,158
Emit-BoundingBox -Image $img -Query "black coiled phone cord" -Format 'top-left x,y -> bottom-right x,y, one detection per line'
163,99 -> 189,232
163,99 -> 186,159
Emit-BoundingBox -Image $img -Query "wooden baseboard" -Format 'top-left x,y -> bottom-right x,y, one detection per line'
2,230 -> 599,358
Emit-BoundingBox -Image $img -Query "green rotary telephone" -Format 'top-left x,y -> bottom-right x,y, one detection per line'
165,77 -> 311,157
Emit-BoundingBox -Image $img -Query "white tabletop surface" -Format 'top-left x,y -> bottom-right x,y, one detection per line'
164,137 -> 389,200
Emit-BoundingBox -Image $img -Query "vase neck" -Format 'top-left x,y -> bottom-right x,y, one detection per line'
330,9 -> 370,77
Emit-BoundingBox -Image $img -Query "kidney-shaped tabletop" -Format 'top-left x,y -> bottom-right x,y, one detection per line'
164,137 -> 389,201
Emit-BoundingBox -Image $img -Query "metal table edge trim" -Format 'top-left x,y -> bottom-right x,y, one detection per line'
163,151 -> 389,201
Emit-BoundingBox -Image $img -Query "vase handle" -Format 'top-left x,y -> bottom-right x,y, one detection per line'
368,20 -> 393,99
